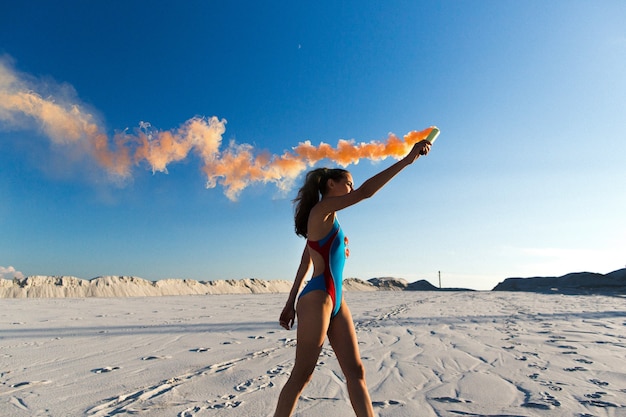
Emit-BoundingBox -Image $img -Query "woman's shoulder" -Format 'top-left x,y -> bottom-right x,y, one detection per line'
307,207 -> 336,241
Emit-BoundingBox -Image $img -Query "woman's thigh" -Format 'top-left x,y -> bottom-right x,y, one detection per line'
326,300 -> 364,377
293,291 -> 334,370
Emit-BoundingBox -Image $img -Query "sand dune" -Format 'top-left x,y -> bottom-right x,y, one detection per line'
1,291 -> 625,416
0,276 -> 296,298
4,269 -> 624,299
0,276 -> 396,298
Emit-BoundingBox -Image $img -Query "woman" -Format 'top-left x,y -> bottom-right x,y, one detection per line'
274,140 -> 432,417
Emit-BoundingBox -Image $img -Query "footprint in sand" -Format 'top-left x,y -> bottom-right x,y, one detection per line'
523,393 -> 561,409
190,347 -> 210,352
267,364 -> 290,376
179,405 -> 202,416
9,380 -> 51,389
523,401 -> 554,410
585,391 -> 607,399
564,366 -> 587,372
9,396 -> 28,411
207,394 -> 242,409
91,366 -> 120,373
235,380 -> 254,392
582,390 -> 620,409
540,392 -> 561,407
589,378 -> 609,387
10,381 -> 32,388
431,397 -> 472,404
540,381 -> 564,391
207,400 -> 242,409
372,399 -> 404,408
234,375 -> 274,392
141,355 -> 170,360
212,364 -> 286,410
579,399 -> 619,408
554,344 -> 577,350
528,363 -> 547,371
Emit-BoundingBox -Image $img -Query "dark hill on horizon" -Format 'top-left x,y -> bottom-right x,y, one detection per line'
493,268 -> 626,294
366,277 -> 474,292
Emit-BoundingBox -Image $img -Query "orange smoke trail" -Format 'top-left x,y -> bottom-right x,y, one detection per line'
0,60 -> 436,200
198,126 -> 435,200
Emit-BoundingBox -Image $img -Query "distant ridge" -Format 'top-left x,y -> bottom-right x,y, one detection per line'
406,280 -> 472,292
4,269 -> 623,298
493,268 -> 626,293
0,276 -> 294,298
1,275 -> 453,298
367,277 -> 473,292
368,277 -> 410,290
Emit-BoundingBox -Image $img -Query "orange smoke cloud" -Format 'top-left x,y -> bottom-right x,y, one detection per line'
0,59 -> 436,200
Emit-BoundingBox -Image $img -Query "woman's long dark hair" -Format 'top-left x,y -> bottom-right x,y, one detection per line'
293,168 -> 349,238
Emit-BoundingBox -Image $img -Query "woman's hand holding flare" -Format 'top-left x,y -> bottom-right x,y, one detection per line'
408,140 -> 431,162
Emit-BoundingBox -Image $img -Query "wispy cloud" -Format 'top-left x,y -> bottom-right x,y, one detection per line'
0,265 -> 24,280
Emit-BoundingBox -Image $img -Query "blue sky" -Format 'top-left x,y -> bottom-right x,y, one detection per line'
1,1 -> 625,290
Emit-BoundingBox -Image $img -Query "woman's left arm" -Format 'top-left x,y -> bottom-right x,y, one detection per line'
279,245 -> 311,330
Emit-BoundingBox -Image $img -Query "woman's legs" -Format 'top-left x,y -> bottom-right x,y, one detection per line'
327,300 -> 375,417
274,291 -> 333,417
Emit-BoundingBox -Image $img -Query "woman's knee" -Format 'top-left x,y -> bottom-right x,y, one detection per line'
289,364 -> 316,388
344,360 -> 367,382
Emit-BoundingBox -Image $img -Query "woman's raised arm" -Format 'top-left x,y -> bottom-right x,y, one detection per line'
314,140 -> 431,215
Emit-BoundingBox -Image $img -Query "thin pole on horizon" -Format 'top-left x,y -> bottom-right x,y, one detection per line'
438,271 -> 441,289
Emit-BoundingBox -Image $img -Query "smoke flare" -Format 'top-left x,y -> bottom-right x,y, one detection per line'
0,59 -> 436,200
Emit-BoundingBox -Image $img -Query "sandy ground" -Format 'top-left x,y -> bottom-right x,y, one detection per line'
1,291 -> 625,416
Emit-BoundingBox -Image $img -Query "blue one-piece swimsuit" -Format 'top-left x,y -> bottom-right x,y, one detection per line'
299,218 -> 347,318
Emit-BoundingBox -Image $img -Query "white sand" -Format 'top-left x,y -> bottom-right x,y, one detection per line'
1,291 -> 625,416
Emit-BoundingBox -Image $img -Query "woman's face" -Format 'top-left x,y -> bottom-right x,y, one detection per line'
329,173 -> 353,196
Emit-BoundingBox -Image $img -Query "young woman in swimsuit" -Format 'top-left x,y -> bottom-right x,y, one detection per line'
274,139 -> 432,417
